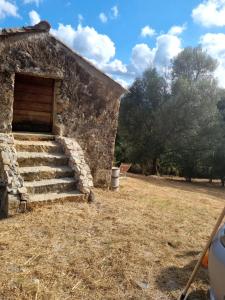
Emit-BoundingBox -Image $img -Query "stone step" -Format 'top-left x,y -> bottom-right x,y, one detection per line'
17,152 -> 68,167
13,132 -> 55,141
24,177 -> 77,194
15,140 -> 63,154
28,191 -> 85,207
19,165 -> 74,181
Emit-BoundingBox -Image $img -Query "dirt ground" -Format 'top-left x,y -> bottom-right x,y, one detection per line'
0,175 -> 225,300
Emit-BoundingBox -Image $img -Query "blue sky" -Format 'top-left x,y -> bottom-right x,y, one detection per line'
1,0 -> 225,87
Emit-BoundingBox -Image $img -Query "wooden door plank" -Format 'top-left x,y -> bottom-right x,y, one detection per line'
13,74 -> 54,132
14,93 -> 54,104
14,101 -> 52,113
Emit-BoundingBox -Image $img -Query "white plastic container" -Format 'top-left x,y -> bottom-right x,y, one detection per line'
111,167 -> 120,191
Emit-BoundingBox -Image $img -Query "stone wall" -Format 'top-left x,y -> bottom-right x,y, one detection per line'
56,136 -> 93,196
0,71 -> 15,133
0,134 -> 27,216
0,31 -> 125,187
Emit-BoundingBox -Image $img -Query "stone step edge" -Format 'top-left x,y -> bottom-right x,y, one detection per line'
23,177 -> 76,188
19,166 -> 74,182
17,152 -> 68,159
27,191 -> 85,207
14,140 -> 59,146
13,133 -> 55,141
19,165 -> 73,174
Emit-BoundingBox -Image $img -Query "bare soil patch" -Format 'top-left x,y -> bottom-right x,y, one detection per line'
0,175 -> 224,299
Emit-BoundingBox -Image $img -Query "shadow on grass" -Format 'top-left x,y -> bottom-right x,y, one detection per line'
155,258 -> 209,300
176,250 -> 201,259
186,290 -> 208,300
128,173 -> 225,203
0,211 -> 7,220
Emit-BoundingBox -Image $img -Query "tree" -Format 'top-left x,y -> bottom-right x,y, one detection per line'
118,68 -> 168,174
164,47 -> 219,181
172,47 -> 217,82
209,89 -> 225,186
116,47 -> 224,182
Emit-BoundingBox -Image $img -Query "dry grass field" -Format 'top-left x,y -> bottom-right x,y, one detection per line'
1,175 -> 225,300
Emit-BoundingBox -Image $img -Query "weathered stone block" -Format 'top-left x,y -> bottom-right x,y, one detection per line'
19,200 -> 27,213
7,194 -> 20,216
56,136 -> 94,195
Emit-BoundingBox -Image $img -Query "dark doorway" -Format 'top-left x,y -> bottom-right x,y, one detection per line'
13,74 -> 54,132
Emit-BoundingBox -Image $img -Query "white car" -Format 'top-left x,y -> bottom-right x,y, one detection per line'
208,223 -> 225,300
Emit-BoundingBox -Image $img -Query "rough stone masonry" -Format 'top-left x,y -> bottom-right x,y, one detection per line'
0,21 -> 126,216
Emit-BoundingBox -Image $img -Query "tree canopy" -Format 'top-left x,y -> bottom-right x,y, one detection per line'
116,47 -> 225,185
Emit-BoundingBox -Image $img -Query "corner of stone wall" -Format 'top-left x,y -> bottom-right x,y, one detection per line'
56,136 -> 94,198
0,133 -> 27,217
94,169 -> 112,188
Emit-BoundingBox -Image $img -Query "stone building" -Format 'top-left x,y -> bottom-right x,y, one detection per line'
0,21 -> 125,217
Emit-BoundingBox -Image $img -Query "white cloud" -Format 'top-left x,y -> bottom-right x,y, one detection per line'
99,12 -> 107,23
78,14 -> 83,24
24,0 -> 42,6
154,34 -> 182,70
114,77 -> 129,88
51,24 -> 76,49
51,22 -> 183,87
130,32 -> 182,77
200,33 -> 225,87
141,25 -> 156,38
131,44 -> 155,74
99,5 -> 119,24
168,24 -> 186,35
29,10 -> 40,25
51,23 -> 129,85
102,59 -> 127,75
192,0 -> 225,27
111,5 -> 119,18
0,0 -> 19,19
51,23 -> 115,65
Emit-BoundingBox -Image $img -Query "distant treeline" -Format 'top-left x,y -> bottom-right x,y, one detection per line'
116,47 -> 225,186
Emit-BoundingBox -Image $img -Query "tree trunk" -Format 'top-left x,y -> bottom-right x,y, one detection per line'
141,162 -> 151,176
185,177 -> 192,182
208,168 -> 213,183
152,158 -> 160,176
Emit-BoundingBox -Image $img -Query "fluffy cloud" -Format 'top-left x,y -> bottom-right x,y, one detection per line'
51,23 -> 129,85
51,23 -> 115,65
24,0 -> 42,6
131,32 -> 182,77
51,22 -> 183,87
141,25 -> 156,38
192,0 -> 225,27
102,59 -> 127,75
200,33 -> 225,87
113,77 -> 129,88
78,14 -> 83,24
29,10 -> 40,25
131,44 -> 155,74
111,5 -> 119,18
99,5 -> 119,24
0,0 -> 19,19
154,34 -> 182,71
99,12 -> 107,23
168,24 -> 186,35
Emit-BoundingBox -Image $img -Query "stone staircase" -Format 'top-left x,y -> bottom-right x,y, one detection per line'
14,132 -> 85,206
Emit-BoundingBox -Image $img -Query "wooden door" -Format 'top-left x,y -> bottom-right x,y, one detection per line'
13,74 -> 54,132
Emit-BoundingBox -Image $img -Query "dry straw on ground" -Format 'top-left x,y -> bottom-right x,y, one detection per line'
0,175 -> 224,299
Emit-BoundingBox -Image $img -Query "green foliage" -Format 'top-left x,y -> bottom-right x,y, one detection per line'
117,68 -> 168,174
172,47 -> 217,81
116,46 -> 225,183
